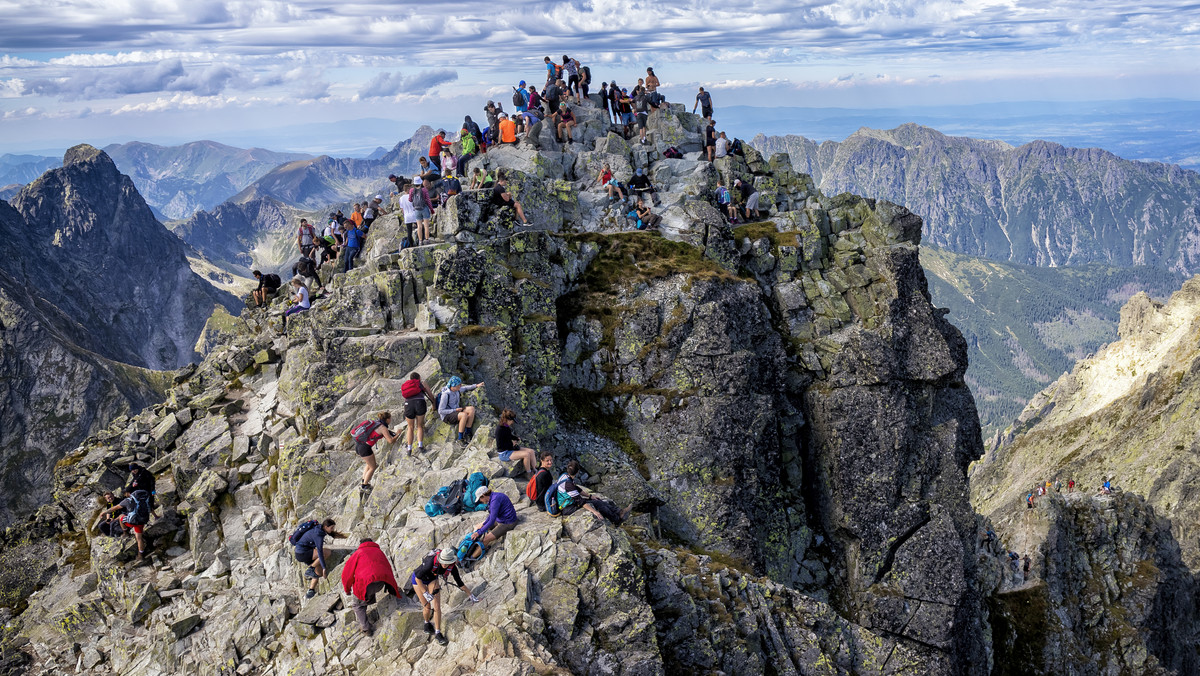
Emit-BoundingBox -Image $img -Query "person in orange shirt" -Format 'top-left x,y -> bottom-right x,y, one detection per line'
351,203 -> 364,226
429,130 -> 452,171
498,114 -> 517,144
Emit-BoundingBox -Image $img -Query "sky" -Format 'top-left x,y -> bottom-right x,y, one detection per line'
1,0 -> 1198,156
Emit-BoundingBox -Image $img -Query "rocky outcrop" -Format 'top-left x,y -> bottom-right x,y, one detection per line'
754,124 -> 1200,273
1,109 -> 993,674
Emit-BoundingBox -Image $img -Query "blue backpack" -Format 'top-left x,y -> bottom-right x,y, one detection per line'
462,472 -> 490,512
288,519 -> 320,545
425,477 -> 468,517
456,532 -> 486,569
544,474 -> 569,515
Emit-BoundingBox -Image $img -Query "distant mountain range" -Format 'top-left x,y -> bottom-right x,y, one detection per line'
0,153 -> 60,186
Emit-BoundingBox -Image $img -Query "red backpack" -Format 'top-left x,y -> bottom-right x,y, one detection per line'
525,467 -> 550,502
350,419 -> 381,444
400,379 -> 424,399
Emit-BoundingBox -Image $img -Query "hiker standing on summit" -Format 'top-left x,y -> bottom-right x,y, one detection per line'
693,86 -> 713,119
428,130 -> 452,171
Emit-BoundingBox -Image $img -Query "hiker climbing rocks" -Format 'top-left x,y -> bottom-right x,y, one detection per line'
496,408 -> 537,476
341,537 -> 400,636
490,173 -> 530,225
471,485 -> 518,551
526,452 -> 555,510
127,463 -> 159,518
438,376 -> 484,443
735,178 -> 761,220
693,86 -> 713,119
407,548 -> 478,646
705,118 -> 717,162
628,168 -> 659,206
100,488 -> 151,559
291,518 -> 345,599
350,411 -> 399,492
715,179 -> 737,222
1068,479 -> 1075,492
555,460 -> 631,524
251,270 -> 281,308
400,373 -> 438,454
342,218 -> 364,272
297,218 -> 317,257
458,123 -> 478,176
1026,492 -> 1035,509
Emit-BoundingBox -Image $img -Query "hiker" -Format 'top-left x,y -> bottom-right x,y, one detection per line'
526,85 -> 543,117
400,372 -> 439,454
544,79 -> 563,116
410,178 -> 433,245
518,106 -> 541,134
470,168 -> 493,190
1068,479 -> 1075,492
398,186 -> 417,246
284,278 -> 310,319
578,63 -> 591,103
458,125 -> 478,177
563,55 -> 581,102
361,197 -> 377,232
704,118 -> 717,161
983,528 -> 997,553
693,86 -> 713,118
543,56 -> 557,87
715,131 -> 730,159
463,115 -> 484,149
635,196 -> 661,230
442,168 -> 462,198
498,113 -> 517,145
555,104 -> 577,144
633,87 -> 650,144
628,168 -> 658,205
735,178 -> 761,220
1100,478 -> 1112,494
429,130 -> 452,171
417,156 -> 439,183
490,173 -> 530,225
596,163 -> 625,202
297,218 -> 318,257
715,179 -> 737,221
343,218 -> 364,272
645,67 -> 660,93
556,460 -> 631,524
323,213 -> 343,247
100,488 -> 150,559
351,203 -> 364,227
608,83 -> 622,127
484,101 -> 501,146
252,270 -> 282,308
341,537 -> 400,636
618,88 -> 634,137
513,80 -> 529,112
1054,479 -> 1062,492
496,408 -> 537,476
351,411 -> 399,492
127,463 -> 158,517
440,150 -> 457,177
316,236 -> 338,269
293,518 -> 346,598
527,452 -> 555,509
1026,492 -> 1035,509
409,547 -> 478,646
1022,554 -> 1031,578
293,253 -> 322,290
471,485 -> 518,551
599,82 -> 611,123
438,376 -> 484,443
96,491 -> 122,537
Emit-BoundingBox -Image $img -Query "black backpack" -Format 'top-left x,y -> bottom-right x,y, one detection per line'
297,256 -> 316,277
126,489 -> 152,526
580,66 -> 591,83
431,477 -> 468,516
512,87 -> 525,108
288,519 -> 320,545
265,273 -> 282,288
732,138 -> 745,155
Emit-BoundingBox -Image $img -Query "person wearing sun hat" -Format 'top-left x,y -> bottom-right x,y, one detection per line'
407,545 -> 478,646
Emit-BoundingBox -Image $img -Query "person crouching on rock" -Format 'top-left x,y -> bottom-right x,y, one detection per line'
352,411 -> 399,493
496,408 -> 537,477
294,518 -> 346,599
469,486 -> 518,556
438,376 -> 484,444
341,537 -> 399,636
406,547 -> 478,646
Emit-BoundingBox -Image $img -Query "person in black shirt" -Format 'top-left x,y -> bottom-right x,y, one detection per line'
627,168 -> 659,206
705,119 -> 717,162
251,270 -> 281,308
407,548 -> 477,646
496,409 -> 537,476
529,452 -> 555,510
490,173 -> 529,225
693,86 -> 713,118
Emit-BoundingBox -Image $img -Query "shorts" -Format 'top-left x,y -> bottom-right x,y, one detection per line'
416,208 -> 431,221
486,521 -> 516,539
498,450 -> 514,462
637,113 -> 648,130
119,515 -> 144,534
442,411 -> 460,425
300,244 -> 314,256
355,441 -> 375,457
621,112 -> 634,125
295,549 -> 313,564
701,106 -> 712,118
404,399 -> 427,419
746,193 -> 760,211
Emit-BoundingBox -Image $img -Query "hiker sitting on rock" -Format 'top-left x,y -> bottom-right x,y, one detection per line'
554,104 -> 577,145
341,537 -> 400,637
595,163 -> 625,203
635,196 -> 661,230
293,518 -> 346,599
284,278 -> 310,322
490,172 -> 530,226
438,376 -> 484,444
1100,477 -> 1113,494
496,408 -> 537,476
498,113 -> 518,145
407,548 -> 478,646
251,270 -> 281,308
470,486 -> 518,554
95,491 -> 120,537
556,460 -> 631,525
400,373 -> 438,455
100,488 -> 151,559
350,411 -> 399,492
628,168 -> 659,206
528,452 -> 555,510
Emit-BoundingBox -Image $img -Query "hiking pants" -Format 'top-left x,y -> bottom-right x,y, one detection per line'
590,498 -> 623,524
344,246 -> 361,272
351,581 -> 390,631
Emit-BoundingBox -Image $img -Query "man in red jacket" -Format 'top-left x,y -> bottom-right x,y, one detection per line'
341,538 -> 400,636
429,130 -> 452,171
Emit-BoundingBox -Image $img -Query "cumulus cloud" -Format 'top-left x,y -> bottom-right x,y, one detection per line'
357,69 -> 458,98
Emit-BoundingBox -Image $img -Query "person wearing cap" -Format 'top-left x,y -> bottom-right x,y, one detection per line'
428,130 -> 452,171
362,195 -> 387,232
514,80 -> 529,113
408,546 -> 477,646
498,113 -> 517,145
471,485 -> 518,552
555,104 -> 576,145
628,167 -> 659,206
437,376 -> 484,443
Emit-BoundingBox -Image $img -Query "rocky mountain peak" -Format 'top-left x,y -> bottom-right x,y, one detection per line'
62,142 -> 108,168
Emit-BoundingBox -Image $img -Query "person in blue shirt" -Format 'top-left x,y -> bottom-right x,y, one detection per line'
470,486 -> 517,554
438,376 -> 484,443
514,80 -> 529,113
293,518 -> 347,598
342,219 -> 364,273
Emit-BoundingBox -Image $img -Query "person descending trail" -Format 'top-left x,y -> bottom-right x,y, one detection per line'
127,463 -> 159,519
349,411 -> 399,493
407,547 -> 478,646
400,373 -> 438,455
496,408 -> 537,476
100,488 -> 151,560
1026,492 -> 1035,509
297,218 -> 318,257
291,518 -> 346,599
438,377 -> 484,444
341,538 -> 400,636
555,460 -> 632,524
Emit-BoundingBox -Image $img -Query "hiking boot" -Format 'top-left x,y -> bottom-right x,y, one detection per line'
305,567 -> 318,579
360,483 -> 373,493
435,632 -> 449,646
305,589 -> 316,599
404,444 -> 412,456
364,623 -> 375,637
423,622 -> 435,635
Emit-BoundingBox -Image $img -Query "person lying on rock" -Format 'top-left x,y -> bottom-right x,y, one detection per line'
99,488 -> 150,560
352,410 -> 399,492
407,547 -> 478,646
490,173 -> 530,226
469,486 -> 518,556
341,537 -> 399,637
294,518 -> 346,599
556,460 -> 632,525
438,376 -> 484,444
496,408 -> 537,476
251,270 -> 281,308
400,373 -> 439,454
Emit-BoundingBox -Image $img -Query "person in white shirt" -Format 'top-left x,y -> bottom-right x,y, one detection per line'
714,132 -> 730,159
398,191 -> 417,246
285,278 -> 310,324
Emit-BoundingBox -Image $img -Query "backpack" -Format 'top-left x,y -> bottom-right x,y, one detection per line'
663,146 -> 682,159
399,235 -> 412,250
126,489 -> 152,526
528,89 -> 541,108
545,474 -> 569,515
400,379 -> 424,399
350,419 -> 381,444
297,256 -> 316,277
288,519 -> 320,545
512,87 -> 525,108
265,273 -> 282,288
731,138 -> 745,155
580,65 -> 591,83
525,467 -> 550,503
425,477 -> 468,517
456,532 -> 485,569
462,472 -> 490,512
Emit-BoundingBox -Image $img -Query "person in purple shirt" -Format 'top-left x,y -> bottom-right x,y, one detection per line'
471,486 -> 517,551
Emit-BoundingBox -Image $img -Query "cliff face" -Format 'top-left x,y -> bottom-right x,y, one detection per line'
0,105 -> 995,675
753,124 -> 1200,273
